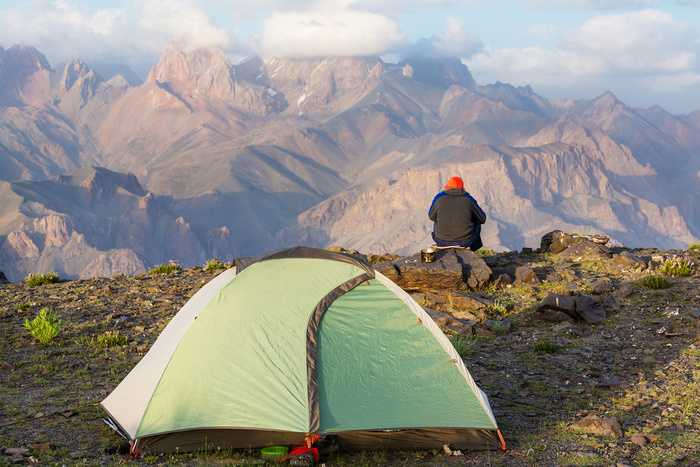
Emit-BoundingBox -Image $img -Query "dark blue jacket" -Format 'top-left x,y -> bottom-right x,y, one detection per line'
428,188 -> 486,242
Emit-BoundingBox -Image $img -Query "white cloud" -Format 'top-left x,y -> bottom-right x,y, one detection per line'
0,0 -> 239,77
137,0 -> 231,52
465,8 -> 700,109
255,8 -> 406,57
430,17 -> 482,58
559,9 -> 697,73
524,0 -> 651,9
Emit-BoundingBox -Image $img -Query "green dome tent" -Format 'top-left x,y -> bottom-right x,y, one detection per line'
101,247 -> 503,454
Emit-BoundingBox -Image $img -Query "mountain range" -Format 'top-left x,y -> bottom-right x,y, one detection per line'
1,35 -> 699,281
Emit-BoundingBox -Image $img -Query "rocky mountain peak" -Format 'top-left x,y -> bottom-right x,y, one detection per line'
265,56 -> 387,113
400,55 -> 475,90
147,34 -> 236,99
55,166 -> 146,203
58,58 -> 101,93
0,44 -> 52,104
4,44 -> 51,75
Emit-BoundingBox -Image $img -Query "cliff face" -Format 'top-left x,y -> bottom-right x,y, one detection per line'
0,167 -> 232,281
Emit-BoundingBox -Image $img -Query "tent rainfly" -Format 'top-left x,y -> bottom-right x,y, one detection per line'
101,247 -> 504,454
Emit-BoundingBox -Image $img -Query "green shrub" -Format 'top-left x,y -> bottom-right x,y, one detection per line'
24,308 -> 61,344
149,260 -> 182,274
25,272 -> 60,286
205,259 -> 227,271
689,243 -> 700,251
532,339 -> 559,354
486,320 -> 511,335
449,334 -> 477,357
639,275 -> 672,289
96,331 -> 128,347
658,255 -> 693,277
491,299 -> 507,314
475,249 -> 494,255
17,302 -> 31,311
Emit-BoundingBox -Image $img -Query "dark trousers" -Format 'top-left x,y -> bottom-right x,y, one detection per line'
432,224 -> 483,251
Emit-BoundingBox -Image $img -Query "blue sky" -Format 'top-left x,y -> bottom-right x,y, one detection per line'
1,0 -> 699,114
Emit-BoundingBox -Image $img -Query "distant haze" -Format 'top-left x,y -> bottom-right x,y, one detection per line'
1,0 -> 700,114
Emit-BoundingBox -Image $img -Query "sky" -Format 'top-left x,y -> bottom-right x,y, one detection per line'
1,0 -> 700,114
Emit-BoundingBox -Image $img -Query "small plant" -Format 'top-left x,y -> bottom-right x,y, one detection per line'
491,299 -> 507,314
639,275 -> 672,289
658,255 -> 693,277
17,302 -> 31,310
486,320 -> 511,335
531,336 -> 559,354
96,331 -> 128,347
475,248 -> 494,255
149,260 -> 182,275
24,308 -> 61,344
689,243 -> 700,251
25,272 -> 60,286
205,259 -> 227,271
449,334 -> 477,357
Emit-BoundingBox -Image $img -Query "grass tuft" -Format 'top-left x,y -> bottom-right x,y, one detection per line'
25,272 -> 60,286
639,275 -> 672,289
449,334 -> 478,357
149,260 -> 182,275
24,308 -> 61,344
205,259 -> 228,271
532,338 -> 559,354
96,331 -> 128,347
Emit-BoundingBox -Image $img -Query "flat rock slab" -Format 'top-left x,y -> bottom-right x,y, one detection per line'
536,292 -> 606,324
375,249 -> 492,291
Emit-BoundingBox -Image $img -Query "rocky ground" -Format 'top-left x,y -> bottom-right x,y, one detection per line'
1,239 -> 699,467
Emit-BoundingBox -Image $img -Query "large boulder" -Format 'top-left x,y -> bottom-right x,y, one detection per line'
0,272 -> 9,285
375,249 -> 492,292
536,292 -> 606,324
540,230 -> 609,254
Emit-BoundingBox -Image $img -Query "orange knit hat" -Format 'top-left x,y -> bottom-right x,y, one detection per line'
444,176 -> 464,190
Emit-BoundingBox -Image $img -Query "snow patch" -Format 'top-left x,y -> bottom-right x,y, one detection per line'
297,94 -> 307,105
267,88 -> 277,97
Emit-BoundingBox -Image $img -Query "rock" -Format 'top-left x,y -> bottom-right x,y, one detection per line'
576,295 -> 607,324
422,307 -> 454,326
423,308 -> 478,335
590,278 -> 614,293
514,264 -> 541,287
431,290 -> 493,313
570,414 -> 623,437
536,292 -> 606,324
540,231 -> 609,254
557,242 -> 613,261
630,434 -> 648,446
375,249 -> 491,292
609,251 -> 647,273
5,449 -> 30,456
0,271 -> 10,284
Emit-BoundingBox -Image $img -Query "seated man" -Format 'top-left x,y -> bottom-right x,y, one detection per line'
428,176 -> 486,251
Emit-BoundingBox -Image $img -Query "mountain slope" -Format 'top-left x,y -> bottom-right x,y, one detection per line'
0,39 -> 698,279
